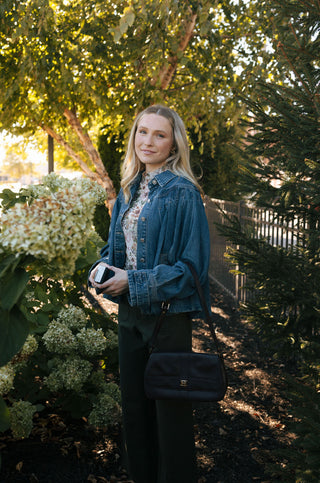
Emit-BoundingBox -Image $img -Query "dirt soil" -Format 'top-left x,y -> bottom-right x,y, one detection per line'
0,284 -> 295,483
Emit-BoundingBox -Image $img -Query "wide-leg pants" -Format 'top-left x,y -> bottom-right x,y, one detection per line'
118,300 -> 197,483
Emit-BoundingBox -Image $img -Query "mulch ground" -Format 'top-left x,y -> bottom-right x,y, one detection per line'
0,283 -> 296,483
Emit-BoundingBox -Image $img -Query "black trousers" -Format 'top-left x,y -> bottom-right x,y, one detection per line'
118,300 -> 197,483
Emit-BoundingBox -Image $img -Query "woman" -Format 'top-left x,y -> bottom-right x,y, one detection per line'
89,104 -> 210,483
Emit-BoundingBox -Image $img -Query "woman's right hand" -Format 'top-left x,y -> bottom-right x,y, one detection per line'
89,263 -> 129,296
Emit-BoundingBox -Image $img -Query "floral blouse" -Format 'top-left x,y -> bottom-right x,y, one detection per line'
122,167 -> 167,270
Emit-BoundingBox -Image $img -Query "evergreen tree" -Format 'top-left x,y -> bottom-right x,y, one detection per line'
224,0 -> 320,364
219,3 -> 320,478
190,121 -> 242,201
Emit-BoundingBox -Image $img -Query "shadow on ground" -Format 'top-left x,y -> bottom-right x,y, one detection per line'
0,284 -> 295,483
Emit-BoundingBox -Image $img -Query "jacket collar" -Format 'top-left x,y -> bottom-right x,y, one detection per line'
129,169 -> 176,197
153,170 -> 176,187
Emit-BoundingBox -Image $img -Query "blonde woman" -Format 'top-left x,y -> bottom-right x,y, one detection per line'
89,105 -> 210,483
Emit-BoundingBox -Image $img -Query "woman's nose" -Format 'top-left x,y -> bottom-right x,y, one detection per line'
144,134 -> 153,145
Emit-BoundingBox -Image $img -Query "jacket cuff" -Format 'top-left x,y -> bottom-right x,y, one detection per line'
127,270 -> 151,308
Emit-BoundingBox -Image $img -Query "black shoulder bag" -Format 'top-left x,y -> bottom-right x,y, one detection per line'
144,262 -> 228,402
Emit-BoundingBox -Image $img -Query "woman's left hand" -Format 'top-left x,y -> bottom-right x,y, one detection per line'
94,264 -> 129,297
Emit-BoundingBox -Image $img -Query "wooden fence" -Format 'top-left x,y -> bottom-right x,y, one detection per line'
204,196 -> 307,302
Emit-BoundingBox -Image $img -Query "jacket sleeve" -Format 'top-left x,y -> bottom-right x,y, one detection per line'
126,188 -> 210,312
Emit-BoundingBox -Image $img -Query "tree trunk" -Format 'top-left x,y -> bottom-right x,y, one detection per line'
42,122 -> 117,212
63,108 -> 117,201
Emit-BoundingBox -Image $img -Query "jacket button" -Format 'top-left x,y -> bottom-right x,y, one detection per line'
152,179 -> 157,185
140,238 -> 145,243
141,217 -> 146,222
140,258 -> 145,263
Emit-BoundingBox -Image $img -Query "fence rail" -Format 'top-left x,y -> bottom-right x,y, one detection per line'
204,196 -> 308,302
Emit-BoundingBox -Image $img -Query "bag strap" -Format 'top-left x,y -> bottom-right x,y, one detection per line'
149,261 -> 223,358
148,301 -> 170,353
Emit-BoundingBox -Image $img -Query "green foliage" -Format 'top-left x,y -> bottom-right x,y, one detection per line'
217,2 -> 320,480
0,397 -> 10,432
0,254 -> 30,366
98,130 -> 124,194
0,176 -> 119,445
9,400 -> 37,440
267,377 -> 320,482
0,188 -> 28,210
93,204 -> 111,242
238,0 -> 320,214
221,217 -> 320,365
9,305 -> 119,427
219,0 -> 320,362
0,306 -> 30,367
190,121 -> 242,200
88,388 -> 122,428
0,0 -> 278,191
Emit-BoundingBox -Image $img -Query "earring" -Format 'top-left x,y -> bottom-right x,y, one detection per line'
170,147 -> 176,155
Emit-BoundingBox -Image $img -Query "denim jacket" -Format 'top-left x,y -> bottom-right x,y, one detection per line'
90,170 -> 211,315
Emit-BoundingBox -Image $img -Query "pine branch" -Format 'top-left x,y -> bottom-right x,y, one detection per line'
277,41 -> 312,97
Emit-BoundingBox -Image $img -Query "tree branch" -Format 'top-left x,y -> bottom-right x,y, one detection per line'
41,124 -> 97,180
63,108 -> 116,201
151,12 -> 197,90
41,124 -> 116,213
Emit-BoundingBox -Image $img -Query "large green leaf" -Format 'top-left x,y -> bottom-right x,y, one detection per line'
0,396 -> 10,432
75,238 -> 102,271
0,306 -> 29,366
0,267 -> 29,311
0,254 -> 17,278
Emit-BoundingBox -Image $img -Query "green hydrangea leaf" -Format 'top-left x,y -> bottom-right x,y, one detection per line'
0,307 -> 29,366
0,396 -> 10,432
0,268 -> 29,311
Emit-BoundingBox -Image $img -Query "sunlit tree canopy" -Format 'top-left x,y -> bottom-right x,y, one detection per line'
0,0 -> 277,203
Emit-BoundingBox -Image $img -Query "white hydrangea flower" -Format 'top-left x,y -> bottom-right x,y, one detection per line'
24,173 -> 106,204
88,392 -> 121,428
0,174 -> 106,276
60,357 -> 92,391
20,334 -> 38,357
44,370 -> 63,392
105,330 -> 119,351
76,327 -> 107,357
56,305 -> 87,331
9,400 -> 37,439
0,364 -> 15,396
42,322 -> 76,354
44,356 -> 92,392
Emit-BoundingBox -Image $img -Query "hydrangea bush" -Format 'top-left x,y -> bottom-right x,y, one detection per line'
2,305 -> 120,438
0,335 -> 39,439
0,174 -> 119,442
42,305 -> 118,402
9,400 -> 37,439
0,173 -> 106,276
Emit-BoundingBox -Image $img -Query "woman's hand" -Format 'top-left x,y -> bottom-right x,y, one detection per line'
89,263 -> 129,297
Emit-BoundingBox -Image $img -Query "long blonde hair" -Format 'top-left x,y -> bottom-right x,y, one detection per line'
121,105 -> 201,202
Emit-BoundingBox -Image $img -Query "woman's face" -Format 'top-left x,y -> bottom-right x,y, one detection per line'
135,113 -> 174,172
